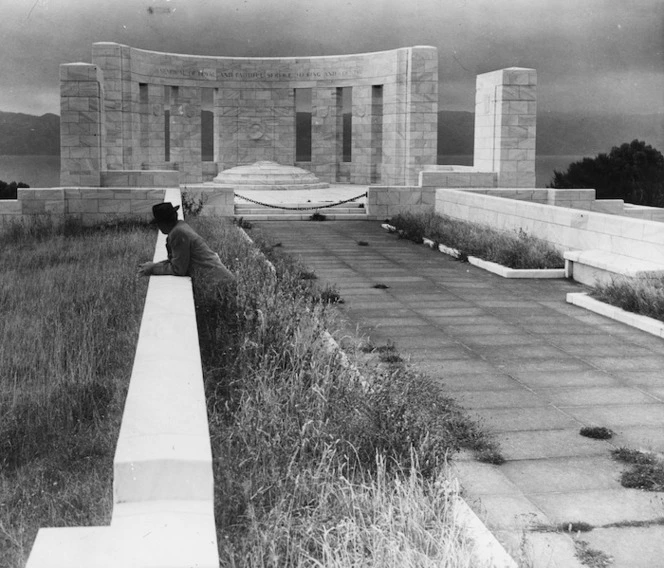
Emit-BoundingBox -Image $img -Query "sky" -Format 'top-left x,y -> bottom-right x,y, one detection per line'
1,0 -> 662,117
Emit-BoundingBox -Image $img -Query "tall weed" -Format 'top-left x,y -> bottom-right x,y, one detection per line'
591,275 -> 664,322
390,210 -> 564,269
188,217 -> 497,565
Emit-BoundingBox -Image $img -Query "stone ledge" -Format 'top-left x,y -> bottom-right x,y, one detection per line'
566,292 -> 664,339
564,249 -> 664,287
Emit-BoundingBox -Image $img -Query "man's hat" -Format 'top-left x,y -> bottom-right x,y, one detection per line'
151,202 -> 180,224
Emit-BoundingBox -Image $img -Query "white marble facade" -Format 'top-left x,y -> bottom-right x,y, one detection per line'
61,43 -> 440,187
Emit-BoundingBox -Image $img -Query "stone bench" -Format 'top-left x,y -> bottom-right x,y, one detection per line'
564,249 -> 664,287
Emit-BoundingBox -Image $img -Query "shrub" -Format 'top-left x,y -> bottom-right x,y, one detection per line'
548,140 -> 664,207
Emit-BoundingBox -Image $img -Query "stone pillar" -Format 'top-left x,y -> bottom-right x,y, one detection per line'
60,63 -> 104,187
92,42 -> 134,171
170,86 -> 202,184
217,87 -> 239,170
272,87 -> 296,167
147,84 -> 166,167
404,46 -> 438,185
381,46 -> 438,186
310,87 -> 337,181
474,67 -> 537,188
350,85 -> 373,185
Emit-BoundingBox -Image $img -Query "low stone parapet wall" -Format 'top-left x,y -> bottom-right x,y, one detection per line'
0,187 -> 168,227
26,187 -> 218,568
435,187 -> 664,267
101,170 -> 180,188
366,186 -> 434,219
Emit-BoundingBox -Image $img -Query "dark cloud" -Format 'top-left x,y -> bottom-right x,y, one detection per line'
1,0 -> 662,115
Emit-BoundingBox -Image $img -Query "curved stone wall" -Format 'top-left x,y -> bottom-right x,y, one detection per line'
61,43 -> 438,186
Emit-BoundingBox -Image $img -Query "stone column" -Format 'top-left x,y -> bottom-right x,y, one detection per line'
170,86 -> 202,184
381,46 -> 438,186
404,46 -> 438,185
60,63 -> 104,187
92,42 -> 134,171
310,87 -> 337,182
350,84 -> 373,185
474,67 -> 537,188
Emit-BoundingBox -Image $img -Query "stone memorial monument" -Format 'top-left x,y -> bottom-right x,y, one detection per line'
60,43 -> 439,188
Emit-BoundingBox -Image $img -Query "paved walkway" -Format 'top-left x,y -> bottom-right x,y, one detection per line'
254,219 -> 664,568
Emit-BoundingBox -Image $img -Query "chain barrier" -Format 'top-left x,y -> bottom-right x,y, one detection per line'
235,192 -> 367,211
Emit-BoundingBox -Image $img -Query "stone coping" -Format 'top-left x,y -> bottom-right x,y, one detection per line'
564,249 -> 664,277
566,292 -> 664,339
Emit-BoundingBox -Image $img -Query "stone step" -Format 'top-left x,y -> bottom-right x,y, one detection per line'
223,182 -> 331,190
233,212 -> 367,221
236,208 -> 365,215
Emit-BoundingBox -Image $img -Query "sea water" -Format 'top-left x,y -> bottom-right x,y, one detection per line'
0,154 -> 586,190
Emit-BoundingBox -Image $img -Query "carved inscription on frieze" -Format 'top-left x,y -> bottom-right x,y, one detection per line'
153,67 -> 363,82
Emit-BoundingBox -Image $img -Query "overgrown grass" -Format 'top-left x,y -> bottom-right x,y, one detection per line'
0,217 -> 154,567
590,275 -> 664,323
389,210 -> 564,270
187,217 -> 500,566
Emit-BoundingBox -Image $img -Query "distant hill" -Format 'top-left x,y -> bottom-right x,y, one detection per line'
438,110 -> 664,157
1,109 -> 661,159
0,111 -> 59,155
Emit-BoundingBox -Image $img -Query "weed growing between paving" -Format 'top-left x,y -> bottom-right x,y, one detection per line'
188,217 -> 499,566
389,210 -> 564,270
611,447 -> 664,491
580,426 -> 614,440
591,275 -> 664,323
0,218 -> 153,567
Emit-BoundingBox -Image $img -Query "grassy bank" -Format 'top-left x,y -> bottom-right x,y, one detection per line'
189,217 -> 499,566
0,219 -> 154,567
590,275 -> 664,323
389,211 -> 564,269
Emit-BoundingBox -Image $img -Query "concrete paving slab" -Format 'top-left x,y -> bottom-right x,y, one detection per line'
467,494 -> 551,530
454,389 -> 547,410
472,406 -> 580,433
585,355 -> 664,372
512,532 -> 586,568
509,369 -> 620,388
500,456 -> 624,494
612,426 -> 664,453
431,372 -> 525,392
495,429 -> 613,460
529,489 -> 664,526
559,404 -> 664,428
539,386 -> 658,406
453,461 -> 523,495
398,347 -> 475,361
584,526 -> 664,568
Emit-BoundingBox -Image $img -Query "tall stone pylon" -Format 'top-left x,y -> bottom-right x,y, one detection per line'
473,68 -> 537,188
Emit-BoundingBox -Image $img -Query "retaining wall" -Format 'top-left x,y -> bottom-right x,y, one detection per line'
435,187 -> 664,265
0,187 -> 168,227
26,187 -> 218,568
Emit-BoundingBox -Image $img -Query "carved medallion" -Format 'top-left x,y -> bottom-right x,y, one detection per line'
248,123 -> 264,140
